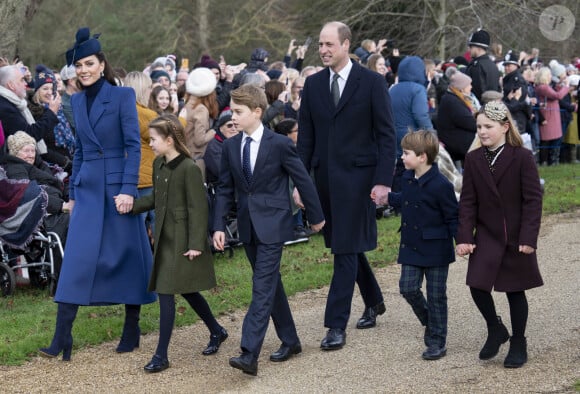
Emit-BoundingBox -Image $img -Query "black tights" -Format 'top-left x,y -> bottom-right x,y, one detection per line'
155,292 -> 221,359
469,287 -> 528,338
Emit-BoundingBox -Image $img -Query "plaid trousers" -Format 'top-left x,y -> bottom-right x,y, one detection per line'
399,264 -> 449,348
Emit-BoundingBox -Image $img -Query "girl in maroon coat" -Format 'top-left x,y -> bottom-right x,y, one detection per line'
456,101 -> 543,368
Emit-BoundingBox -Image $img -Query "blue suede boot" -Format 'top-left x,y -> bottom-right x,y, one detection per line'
116,304 -> 141,353
39,302 -> 79,361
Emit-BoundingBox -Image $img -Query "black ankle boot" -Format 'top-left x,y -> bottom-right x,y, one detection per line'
116,304 -> 141,353
504,336 -> 527,368
479,316 -> 510,360
39,303 -> 79,361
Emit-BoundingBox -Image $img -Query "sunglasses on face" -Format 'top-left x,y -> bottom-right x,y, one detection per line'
225,123 -> 235,129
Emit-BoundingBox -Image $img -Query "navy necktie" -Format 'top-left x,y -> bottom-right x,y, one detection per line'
331,73 -> 340,106
242,136 -> 253,183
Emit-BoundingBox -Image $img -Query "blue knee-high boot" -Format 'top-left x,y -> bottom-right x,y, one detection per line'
116,304 -> 141,353
39,302 -> 79,361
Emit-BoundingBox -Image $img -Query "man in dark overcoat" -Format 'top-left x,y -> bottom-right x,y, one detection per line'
297,21 -> 396,350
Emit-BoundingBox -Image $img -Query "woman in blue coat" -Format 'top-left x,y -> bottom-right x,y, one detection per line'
39,28 -> 156,361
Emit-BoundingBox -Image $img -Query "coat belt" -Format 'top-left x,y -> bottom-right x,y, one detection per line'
82,148 -> 126,161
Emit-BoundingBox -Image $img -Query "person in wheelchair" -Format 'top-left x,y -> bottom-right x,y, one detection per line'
0,131 -> 70,278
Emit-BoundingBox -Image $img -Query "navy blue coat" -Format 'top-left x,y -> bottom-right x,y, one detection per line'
213,128 -> 324,244
55,81 -> 156,306
298,61 -> 396,254
0,96 -> 58,140
388,163 -> 458,267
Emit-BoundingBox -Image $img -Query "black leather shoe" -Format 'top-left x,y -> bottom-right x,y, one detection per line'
202,327 -> 228,355
320,328 -> 346,351
144,355 -> 170,373
269,343 -> 302,362
229,354 -> 258,376
422,345 -> 447,360
356,302 -> 386,329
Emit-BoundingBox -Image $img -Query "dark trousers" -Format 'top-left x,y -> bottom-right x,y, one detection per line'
240,227 -> 299,358
324,252 -> 384,329
399,264 -> 449,347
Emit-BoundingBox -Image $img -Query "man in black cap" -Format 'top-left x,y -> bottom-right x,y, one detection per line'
465,28 -> 500,102
502,50 -> 530,133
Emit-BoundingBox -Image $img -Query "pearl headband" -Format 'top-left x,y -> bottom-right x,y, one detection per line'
483,101 -> 508,122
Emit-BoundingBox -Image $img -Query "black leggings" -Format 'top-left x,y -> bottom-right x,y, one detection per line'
155,292 -> 221,359
470,287 -> 528,338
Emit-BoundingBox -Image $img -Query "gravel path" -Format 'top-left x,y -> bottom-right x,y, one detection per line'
2,211 -> 579,393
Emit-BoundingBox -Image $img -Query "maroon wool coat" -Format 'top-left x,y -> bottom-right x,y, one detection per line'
457,144 -> 543,292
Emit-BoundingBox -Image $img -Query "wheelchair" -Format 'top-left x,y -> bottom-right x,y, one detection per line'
0,230 -> 64,297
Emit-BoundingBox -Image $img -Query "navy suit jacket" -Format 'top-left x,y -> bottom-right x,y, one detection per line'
298,61 -> 396,253
213,128 -> 324,244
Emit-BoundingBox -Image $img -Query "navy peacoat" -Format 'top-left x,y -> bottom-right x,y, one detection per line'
55,81 -> 156,306
456,144 -> 543,292
388,163 -> 458,267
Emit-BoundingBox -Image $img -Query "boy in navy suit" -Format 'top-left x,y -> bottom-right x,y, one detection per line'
387,130 -> 458,360
212,84 -> 325,376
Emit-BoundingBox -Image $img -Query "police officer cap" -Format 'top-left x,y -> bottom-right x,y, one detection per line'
468,29 -> 490,49
503,50 -> 520,67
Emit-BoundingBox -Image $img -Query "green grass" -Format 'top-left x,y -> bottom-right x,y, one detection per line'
0,164 -> 577,365
538,164 -> 579,214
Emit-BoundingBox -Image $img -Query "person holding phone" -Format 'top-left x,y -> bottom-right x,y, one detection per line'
28,64 -> 74,171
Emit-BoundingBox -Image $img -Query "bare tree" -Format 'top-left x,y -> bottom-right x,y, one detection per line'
0,0 -> 43,59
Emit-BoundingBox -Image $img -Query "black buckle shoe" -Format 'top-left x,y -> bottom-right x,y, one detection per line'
202,327 -> 228,355
144,355 -> 169,373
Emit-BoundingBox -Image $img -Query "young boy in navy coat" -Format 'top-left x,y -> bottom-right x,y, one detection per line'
387,130 -> 458,360
212,84 -> 325,376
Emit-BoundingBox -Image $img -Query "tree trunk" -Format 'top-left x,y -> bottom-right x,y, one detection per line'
0,0 -> 43,59
197,0 -> 209,53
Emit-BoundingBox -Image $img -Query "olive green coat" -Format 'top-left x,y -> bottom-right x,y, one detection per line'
133,154 -> 216,294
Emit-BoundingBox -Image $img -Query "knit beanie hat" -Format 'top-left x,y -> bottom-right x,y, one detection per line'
549,60 -> 566,82
150,69 -> 171,82
467,29 -> 490,49
186,67 -> 217,97
59,64 -> 77,81
450,71 -> 472,90
215,110 -> 233,129
34,65 -> 56,92
266,69 -> 282,80
66,27 -> 101,66
196,55 -> 220,71
7,131 -> 36,156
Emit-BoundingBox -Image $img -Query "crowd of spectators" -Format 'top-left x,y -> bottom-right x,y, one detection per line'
1,29 -> 579,270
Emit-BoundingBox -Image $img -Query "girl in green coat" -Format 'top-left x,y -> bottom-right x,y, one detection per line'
129,114 -> 227,373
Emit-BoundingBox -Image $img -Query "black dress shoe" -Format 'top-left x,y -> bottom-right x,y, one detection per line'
229,354 -> 258,376
320,328 -> 346,351
144,355 -> 170,373
356,302 -> 386,329
269,343 -> 302,362
422,345 -> 447,360
202,327 -> 228,355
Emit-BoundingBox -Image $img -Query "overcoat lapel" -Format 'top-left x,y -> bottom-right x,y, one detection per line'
335,62 -> 360,114
89,82 -> 112,129
472,148 -> 501,199
74,92 -> 102,149
491,144 -> 516,184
